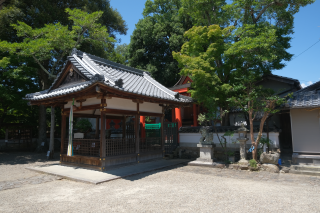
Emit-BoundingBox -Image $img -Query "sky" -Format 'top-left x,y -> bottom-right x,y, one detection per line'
110,0 -> 320,88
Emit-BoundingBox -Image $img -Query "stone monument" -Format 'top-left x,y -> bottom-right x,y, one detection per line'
236,124 -> 249,164
196,126 -> 215,162
189,126 -> 225,168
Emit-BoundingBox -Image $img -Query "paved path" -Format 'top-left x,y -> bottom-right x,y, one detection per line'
27,159 -> 190,184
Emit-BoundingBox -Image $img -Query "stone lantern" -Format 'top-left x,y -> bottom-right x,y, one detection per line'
237,123 -> 249,164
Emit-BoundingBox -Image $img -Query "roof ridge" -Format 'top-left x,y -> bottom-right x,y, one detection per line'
82,53 -> 116,85
74,48 -> 147,76
143,73 -> 177,98
296,80 -> 320,93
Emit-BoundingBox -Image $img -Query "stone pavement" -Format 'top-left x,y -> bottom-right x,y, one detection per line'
27,159 -> 190,184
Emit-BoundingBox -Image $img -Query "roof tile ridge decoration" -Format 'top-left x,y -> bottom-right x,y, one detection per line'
143,72 -> 178,99
73,54 -> 97,77
82,53 -> 116,85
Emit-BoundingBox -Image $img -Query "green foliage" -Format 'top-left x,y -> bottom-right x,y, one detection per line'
260,136 -> 273,147
249,159 -> 257,168
0,0 -> 128,138
197,113 -> 208,126
113,43 -> 129,65
128,0 -> 193,87
74,119 -> 92,133
0,8 -> 116,79
227,73 -> 288,150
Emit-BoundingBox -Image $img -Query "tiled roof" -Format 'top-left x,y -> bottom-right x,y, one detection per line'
25,49 -> 193,103
286,81 -> 320,109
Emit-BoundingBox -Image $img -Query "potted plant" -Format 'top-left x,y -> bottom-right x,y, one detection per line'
74,119 -> 92,138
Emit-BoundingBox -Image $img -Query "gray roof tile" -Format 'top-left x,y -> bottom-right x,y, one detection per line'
25,49 -> 193,103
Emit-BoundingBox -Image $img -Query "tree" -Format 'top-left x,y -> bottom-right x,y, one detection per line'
113,43 -> 129,65
128,0 -> 193,87
173,0 -> 314,125
228,73 -> 288,161
0,8 -> 116,149
0,0 -> 127,149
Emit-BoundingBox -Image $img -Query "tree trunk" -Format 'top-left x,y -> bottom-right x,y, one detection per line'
37,105 -> 47,152
37,67 -> 51,151
49,106 -> 55,159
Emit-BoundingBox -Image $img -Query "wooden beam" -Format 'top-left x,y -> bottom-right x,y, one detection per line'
76,99 -> 86,103
73,113 -> 100,118
132,99 -> 144,104
64,104 -> 101,113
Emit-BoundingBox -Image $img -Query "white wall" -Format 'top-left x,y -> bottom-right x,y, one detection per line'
64,97 -> 162,114
291,109 -> 320,153
180,132 -> 279,149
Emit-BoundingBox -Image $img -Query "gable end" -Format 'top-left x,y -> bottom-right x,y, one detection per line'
51,62 -> 89,90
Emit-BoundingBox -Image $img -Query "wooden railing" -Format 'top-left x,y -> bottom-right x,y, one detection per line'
140,137 -> 162,152
106,138 -> 136,156
63,139 -> 100,157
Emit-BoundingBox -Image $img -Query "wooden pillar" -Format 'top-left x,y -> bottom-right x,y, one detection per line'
193,104 -> 198,127
172,108 -> 175,122
60,111 -> 66,156
175,107 -> 182,144
175,107 -> 182,129
161,108 -> 165,157
140,116 -> 146,138
122,116 -> 126,139
100,98 -> 106,158
135,114 -> 140,162
49,106 -> 55,159
95,117 -> 99,139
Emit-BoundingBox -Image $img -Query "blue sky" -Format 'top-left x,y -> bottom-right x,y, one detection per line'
110,0 -> 320,88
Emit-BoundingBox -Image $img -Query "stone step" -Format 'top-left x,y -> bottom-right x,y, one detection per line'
291,165 -> 320,172
289,169 -> 320,176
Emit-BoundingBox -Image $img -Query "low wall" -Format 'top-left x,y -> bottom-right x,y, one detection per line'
180,132 -> 280,149
178,127 -> 280,160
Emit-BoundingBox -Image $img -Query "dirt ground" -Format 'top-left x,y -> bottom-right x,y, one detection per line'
1,152 -> 320,213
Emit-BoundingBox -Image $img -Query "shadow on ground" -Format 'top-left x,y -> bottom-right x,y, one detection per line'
0,152 -> 59,165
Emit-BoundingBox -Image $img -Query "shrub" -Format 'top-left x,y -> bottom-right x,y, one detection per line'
249,159 -> 257,168
74,119 -> 92,133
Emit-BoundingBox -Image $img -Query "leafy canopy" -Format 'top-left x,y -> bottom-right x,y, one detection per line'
173,0 -> 314,123
128,0 -> 193,87
0,8 -> 115,79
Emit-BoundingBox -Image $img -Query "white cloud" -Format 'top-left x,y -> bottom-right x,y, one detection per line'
301,81 -> 313,88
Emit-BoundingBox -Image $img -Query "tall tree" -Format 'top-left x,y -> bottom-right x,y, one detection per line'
0,0 -> 127,146
0,8 -> 116,148
174,0 -> 314,126
128,0 -> 193,87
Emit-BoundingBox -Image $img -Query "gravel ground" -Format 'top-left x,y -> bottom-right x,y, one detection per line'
1,152 -> 320,213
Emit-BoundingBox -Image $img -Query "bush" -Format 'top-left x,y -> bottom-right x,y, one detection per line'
74,119 -> 92,133
249,159 -> 257,168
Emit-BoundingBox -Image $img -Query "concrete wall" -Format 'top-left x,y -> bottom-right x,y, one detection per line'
290,109 -> 320,153
179,132 -> 280,149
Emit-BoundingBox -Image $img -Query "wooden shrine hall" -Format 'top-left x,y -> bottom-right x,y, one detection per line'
25,48 -> 192,170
